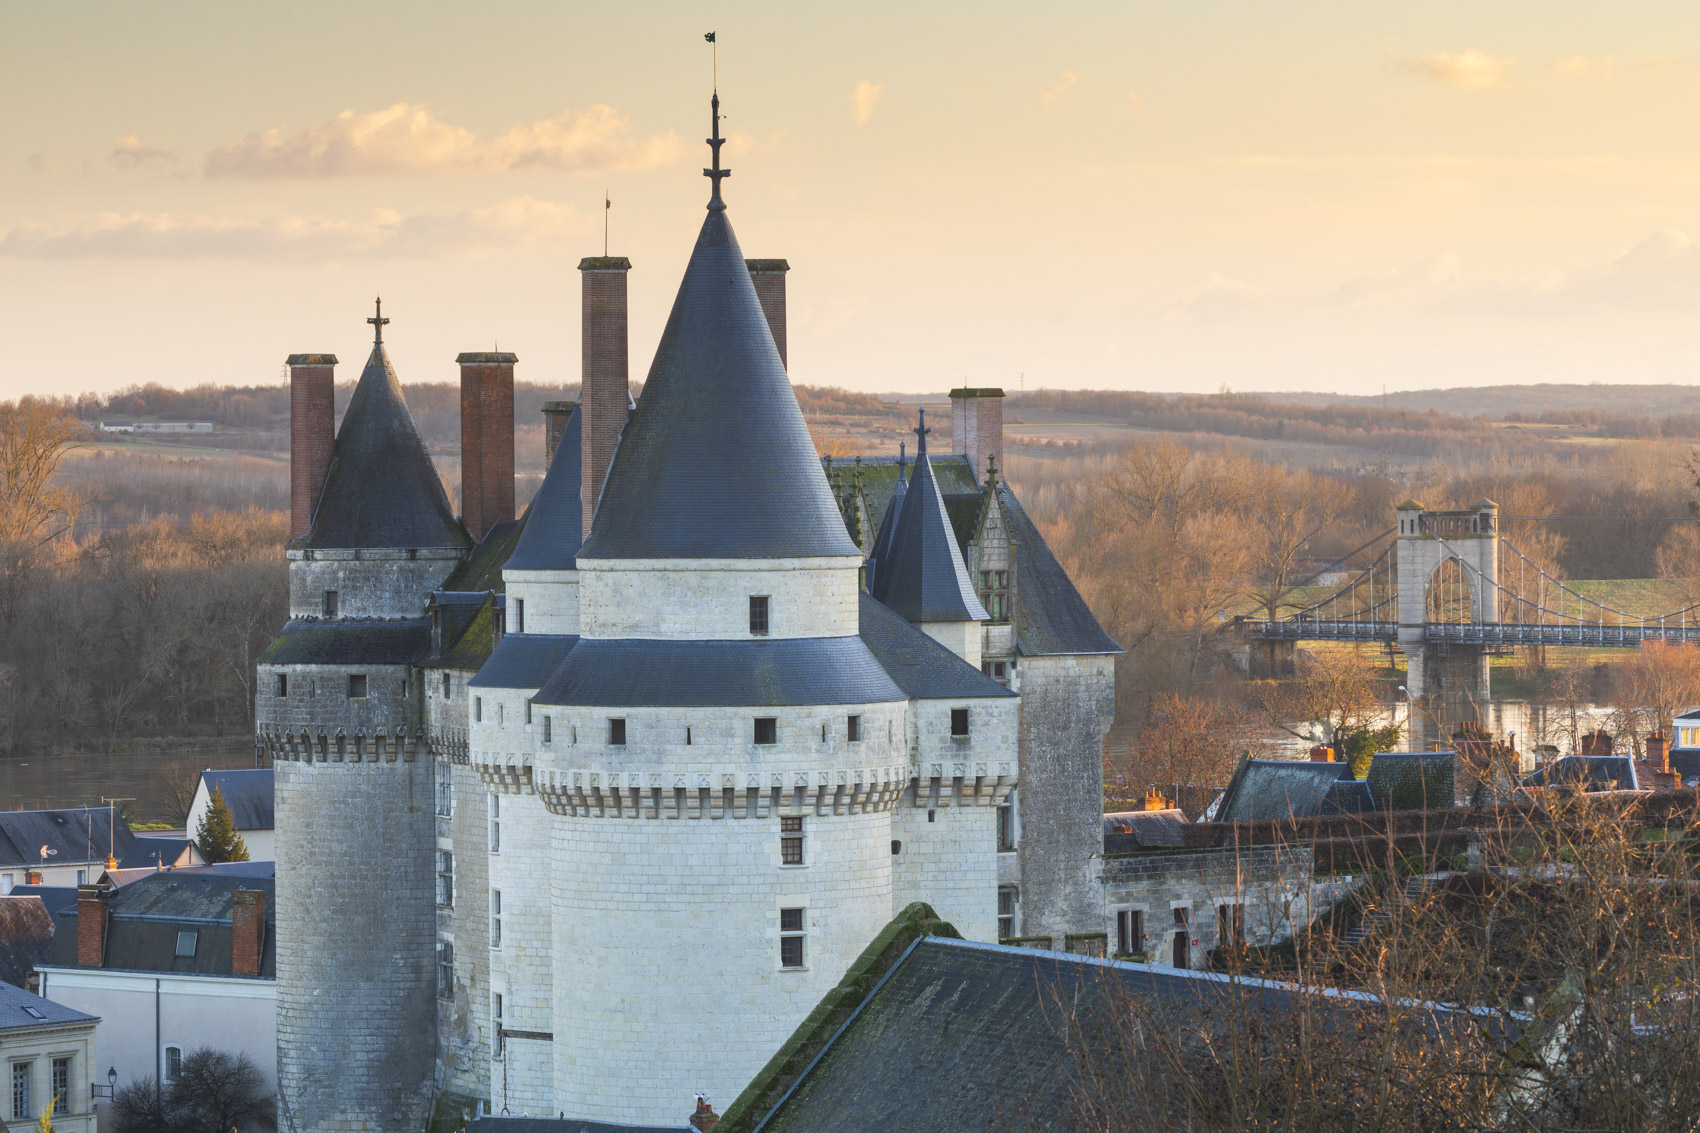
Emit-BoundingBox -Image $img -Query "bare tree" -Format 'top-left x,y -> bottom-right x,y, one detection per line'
0,399 -> 86,619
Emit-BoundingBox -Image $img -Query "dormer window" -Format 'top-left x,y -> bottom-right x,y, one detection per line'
977,571 -> 1007,622
323,590 -> 339,618
749,595 -> 770,636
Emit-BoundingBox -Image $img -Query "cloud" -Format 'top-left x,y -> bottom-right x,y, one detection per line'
1039,70 -> 1079,107
851,81 -> 884,126
0,197 -> 581,260
1404,50 -> 1515,89
1551,55 -> 1618,79
1507,227 -> 1700,313
201,103 -> 681,178
110,135 -> 177,168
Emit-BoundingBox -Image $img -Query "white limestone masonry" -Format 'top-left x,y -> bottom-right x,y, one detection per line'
575,557 -> 863,639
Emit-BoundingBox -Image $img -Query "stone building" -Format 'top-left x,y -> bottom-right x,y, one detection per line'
256,92 -> 1119,1131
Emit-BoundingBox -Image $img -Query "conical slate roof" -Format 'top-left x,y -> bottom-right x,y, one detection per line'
575,208 -> 860,561
504,404 -> 583,571
304,343 -> 469,550
865,444 -> 907,594
872,413 -> 988,624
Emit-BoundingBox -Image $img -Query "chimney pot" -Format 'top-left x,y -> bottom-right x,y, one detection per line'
689,1097 -> 719,1132
745,259 -> 790,370
949,387 -> 1005,485
287,354 -> 338,539
457,352 -> 518,541
232,889 -> 267,978
76,884 -> 111,967
579,257 -> 632,540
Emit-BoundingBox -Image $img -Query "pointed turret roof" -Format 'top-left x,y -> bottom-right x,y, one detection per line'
303,324 -> 468,551
576,96 -> 858,562
871,411 -> 988,624
865,443 -> 907,593
504,404 -> 584,571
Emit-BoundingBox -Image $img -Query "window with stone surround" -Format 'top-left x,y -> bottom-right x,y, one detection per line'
951,708 -> 970,737
12,1060 -> 30,1120
996,802 -> 1015,851
490,889 -> 502,949
275,673 -> 288,697
1217,903 -> 1245,949
543,716 -> 552,744
847,714 -> 862,742
474,696 -> 482,722
1117,909 -> 1144,957
780,816 -> 804,865
514,597 -> 525,633
998,888 -> 1017,940
609,718 -> 626,745
437,851 -> 454,907
977,570 -> 1008,622
347,674 -> 367,699
51,1058 -> 68,1115
437,941 -> 453,999
322,589 -> 338,618
779,908 -> 805,968
435,766 -> 452,817
981,660 -> 1008,685
754,717 -> 777,745
442,672 -> 451,698
489,794 -> 500,854
525,699 -> 532,725
164,1046 -> 182,1082
492,993 -> 504,1057
749,595 -> 770,636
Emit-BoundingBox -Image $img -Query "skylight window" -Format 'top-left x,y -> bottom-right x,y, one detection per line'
21,1006 -> 45,1019
175,930 -> 198,958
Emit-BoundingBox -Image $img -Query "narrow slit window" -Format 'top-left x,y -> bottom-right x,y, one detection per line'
474,696 -> 482,723
491,889 -> 503,949
998,888 -> 1017,940
437,941 -> 454,1000
514,597 -> 525,633
542,716 -> 552,744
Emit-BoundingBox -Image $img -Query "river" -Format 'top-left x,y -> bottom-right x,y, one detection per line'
1,744 -> 261,822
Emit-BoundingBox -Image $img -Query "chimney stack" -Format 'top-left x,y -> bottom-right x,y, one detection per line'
1647,733 -> 1670,773
689,1097 -> 719,1132
25,869 -> 42,886
579,257 -> 632,539
287,354 -> 337,539
457,352 -> 517,540
542,401 -> 577,469
232,889 -> 267,977
949,387 -> 1005,485
745,259 -> 790,369
76,884 -> 110,967
1142,785 -> 1168,811
1309,745 -> 1335,763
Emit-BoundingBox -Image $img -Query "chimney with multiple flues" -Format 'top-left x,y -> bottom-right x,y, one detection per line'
689,1097 -> 719,1131
949,387 -> 1005,485
76,884 -> 110,966
457,352 -> 517,540
287,354 -> 337,539
232,889 -> 267,977
579,256 -> 632,539
745,258 -> 790,369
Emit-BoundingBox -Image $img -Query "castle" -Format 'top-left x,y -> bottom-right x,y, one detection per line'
255,94 -> 1119,1131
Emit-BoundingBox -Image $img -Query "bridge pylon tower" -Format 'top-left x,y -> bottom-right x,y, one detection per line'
1396,498 -> 1499,708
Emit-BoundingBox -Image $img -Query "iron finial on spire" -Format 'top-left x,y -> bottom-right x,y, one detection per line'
367,296 -> 390,345
898,441 -> 907,483
704,90 -> 731,211
913,409 -> 932,456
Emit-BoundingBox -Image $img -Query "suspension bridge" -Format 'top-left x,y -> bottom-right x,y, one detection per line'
1236,500 -> 1700,701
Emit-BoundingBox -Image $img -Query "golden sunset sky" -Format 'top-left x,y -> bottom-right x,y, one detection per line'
3,1 -> 1698,398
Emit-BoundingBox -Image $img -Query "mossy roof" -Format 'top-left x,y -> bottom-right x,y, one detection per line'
257,618 -> 431,666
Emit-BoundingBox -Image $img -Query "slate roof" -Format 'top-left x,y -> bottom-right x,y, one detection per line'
1523,755 -> 1642,792
577,208 -> 859,561
533,635 -> 907,709
869,415 -> 987,625
1366,751 -> 1461,809
118,837 -> 199,870
862,450 -> 906,594
1214,759 -> 1357,823
0,896 -> 54,988
198,769 -> 274,831
258,618 -> 432,666
0,979 -> 95,1033
505,404 -> 584,572
468,634 -> 581,690
1103,809 -> 1188,849
303,341 -> 469,551
0,807 -> 135,869
4,887 -> 76,917
463,1118 -> 687,1133
43,873 -> 275,979
443,519 -> 522,592
856,592 -> 1015,701
842,454 -> 979,537
998,483 -> 1123,656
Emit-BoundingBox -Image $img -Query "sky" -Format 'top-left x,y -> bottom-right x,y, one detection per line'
2,0 -> 1699,399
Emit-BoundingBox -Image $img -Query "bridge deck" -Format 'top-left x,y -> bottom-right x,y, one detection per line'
1244,620 -> 1700,646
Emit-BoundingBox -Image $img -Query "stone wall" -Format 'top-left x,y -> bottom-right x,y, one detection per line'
1101,844 -> 1316,966
575,558 -> 862,640
256,662 -> 414,738
486,790 -> 554,1116
287,551 -> 463,620
1014,653 -> 1115,942
503,572 -> 581,635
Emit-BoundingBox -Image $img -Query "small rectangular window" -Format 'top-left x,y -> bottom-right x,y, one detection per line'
997,803 -> 1015,851
609,718 -> 626,745
443,672 -> 452,698
543,716 -> 552,744
474,696 -> 483,723
514,597 -> 525,634
275,673 -> 288,697
1217,904 -> 1245,948
780,816 -> 804,865
437,941 -> 454,1000
749,595 -> 770,636
438,851 -> 454,906
525,700 -> 533,725
51,1059 -> 68,1115
998,888 -> 1017,940
847,714 -> 862,742
493,992 -> 504,1057
348,674 -> 367,699
1117,909 -> 1144,957
163,1047 -> 182,1083
491,889 -> 503,949
754,717 -> 778,745
323,590 -> 339,618
174,930 -> 197,958
490,794 -> 500,854
951,708 -> 970,737
779,907 -> 805,968
436,767 -> 452,817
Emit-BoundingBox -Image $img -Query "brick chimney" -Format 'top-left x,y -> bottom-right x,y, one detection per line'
949,388 -> 1005,485
1142,785 -> 1168,811
232,889 -> 267,977
745,259 -> 790,369
689,1097 -> 719,1132
1581,730 -> 1614,757
579,257 -> 631,539
288,354 -> 337,539
542,400 -> 577,469
76,884 -> 110,967
1647,733 -> 1670,772
1309,745 -> 1335,763
25,869 -> 42,886
457,352 -> 517,540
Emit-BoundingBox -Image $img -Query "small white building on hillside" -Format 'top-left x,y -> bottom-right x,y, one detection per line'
186,770 -> 275,862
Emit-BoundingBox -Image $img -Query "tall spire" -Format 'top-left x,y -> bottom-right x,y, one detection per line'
914,408 -> 932,456
704,91 -> 731,212
367,296 -> 389,345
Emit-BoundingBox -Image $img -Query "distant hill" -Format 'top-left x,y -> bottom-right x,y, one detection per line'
1260,384 -> 1700,420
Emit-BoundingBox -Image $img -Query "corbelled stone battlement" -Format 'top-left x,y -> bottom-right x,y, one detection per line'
259,726 -> 425,763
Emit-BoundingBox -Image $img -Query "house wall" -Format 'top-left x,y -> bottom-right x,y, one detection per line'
35,967 -> 273,1124
1100,845 -> 1317,967
0,1015 -> 99,1133
185,789 -> 275,862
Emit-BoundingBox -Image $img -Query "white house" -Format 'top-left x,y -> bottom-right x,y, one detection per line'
33,874 -> 275,1104
0,810 -> 134,893
185,770 -> 274,862
0,979 -> 99,1133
